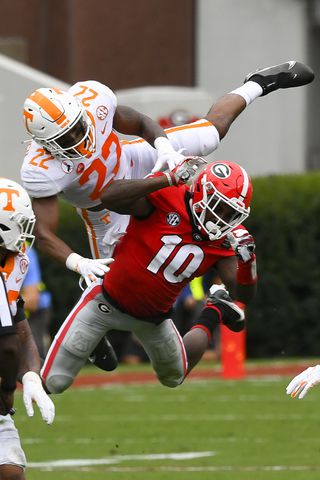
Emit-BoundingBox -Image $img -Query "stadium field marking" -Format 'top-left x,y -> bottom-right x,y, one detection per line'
18,412 -> 315,424
28,451 -> 215,468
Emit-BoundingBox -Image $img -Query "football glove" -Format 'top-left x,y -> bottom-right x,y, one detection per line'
66,253 -> 114,287
152,137 -> 186,172
167,156 -> 207,186
286,365 -> 320,399
227,231 -> 256,263
22,371 -> 55,424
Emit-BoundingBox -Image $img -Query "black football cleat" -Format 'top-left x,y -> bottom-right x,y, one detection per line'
89,336 -> 118,371
244,61 -> 314,96
207,285 -> 245,332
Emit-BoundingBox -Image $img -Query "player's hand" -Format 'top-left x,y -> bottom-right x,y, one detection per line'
227,231 -> 256,263
169,156 -> 207,186
286,365 -> 320,399
66,253 -> 114,287
152,137 -> 186,172
22,371 -> 55,424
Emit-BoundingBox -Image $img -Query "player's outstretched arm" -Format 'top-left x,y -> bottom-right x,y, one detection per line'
33,196 -> 73,264
33,196 -> 113,285
101,156 -> 206,215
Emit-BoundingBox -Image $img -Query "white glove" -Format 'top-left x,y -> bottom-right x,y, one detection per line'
286,365 -> 320,399
22,371 -> 55,424
227,231 -> 256,263
66,253 -> 114,287
152,137 -> 186,172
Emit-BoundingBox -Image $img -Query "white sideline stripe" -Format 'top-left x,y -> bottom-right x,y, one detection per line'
28,451 -> 215,468
18,412 -> 317,424
28,463 -> 320,473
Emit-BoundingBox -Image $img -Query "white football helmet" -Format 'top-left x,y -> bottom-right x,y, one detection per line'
23,87 -> 95,160
0,178 -> 36,253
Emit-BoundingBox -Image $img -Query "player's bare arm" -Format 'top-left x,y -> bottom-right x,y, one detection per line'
100,155 -> 205,215
113,105 -> 167,146
32,195 -> 73,264
100,175 -> 170,216
0,333 -> 19,400
16,320 -> 41,380
215,255 -> 257,304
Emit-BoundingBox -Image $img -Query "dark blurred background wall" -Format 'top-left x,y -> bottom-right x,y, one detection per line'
0,0 -> 195,89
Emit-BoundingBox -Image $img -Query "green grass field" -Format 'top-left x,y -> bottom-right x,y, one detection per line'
14,362 -> 320,480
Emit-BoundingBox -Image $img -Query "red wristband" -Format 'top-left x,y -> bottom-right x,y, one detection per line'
237,254 -> 258,285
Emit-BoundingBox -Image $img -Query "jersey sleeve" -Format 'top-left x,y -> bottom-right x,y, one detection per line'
21,144 -> 61,198
0,273 -> 16,335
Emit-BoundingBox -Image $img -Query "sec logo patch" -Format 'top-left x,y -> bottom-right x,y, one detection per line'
166,212 -> 180,227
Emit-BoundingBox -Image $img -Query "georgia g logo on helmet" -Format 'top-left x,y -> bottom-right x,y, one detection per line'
211,163 -> 231,179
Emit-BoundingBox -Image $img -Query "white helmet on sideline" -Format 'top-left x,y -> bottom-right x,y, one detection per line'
23,87 -> 95,160
0,178 -> 35,253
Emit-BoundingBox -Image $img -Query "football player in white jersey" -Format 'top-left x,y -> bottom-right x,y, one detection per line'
0,178 -> 55,480
20,61 -> 314,369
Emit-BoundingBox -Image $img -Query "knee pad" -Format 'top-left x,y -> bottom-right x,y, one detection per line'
45,372 -> 74,394
157,365 -> 184,388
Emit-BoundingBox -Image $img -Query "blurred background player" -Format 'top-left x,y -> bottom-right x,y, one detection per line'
0,178 -> 55,480
21,245 -> 52,359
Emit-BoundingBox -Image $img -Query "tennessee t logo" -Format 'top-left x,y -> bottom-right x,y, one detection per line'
0,188 -> 20,211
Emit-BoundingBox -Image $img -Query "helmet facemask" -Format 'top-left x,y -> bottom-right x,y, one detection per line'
0,211 -> 36,253
192,174 -> 250,240
40,109 -> 95,160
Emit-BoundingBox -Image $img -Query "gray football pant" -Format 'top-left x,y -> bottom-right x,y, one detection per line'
41,281 -> 188,393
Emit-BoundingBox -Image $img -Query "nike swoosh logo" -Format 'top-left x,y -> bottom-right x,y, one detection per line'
101,118 -> 109,135
288,61 -> 296,70
15,278 -> 22,283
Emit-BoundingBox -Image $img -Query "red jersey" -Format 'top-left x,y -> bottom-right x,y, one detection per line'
103,185 -> 242,319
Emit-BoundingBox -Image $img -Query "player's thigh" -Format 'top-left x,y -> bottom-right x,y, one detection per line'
165,119 -> 220,156
135,319 -> 188,388
41,283 -> 109,392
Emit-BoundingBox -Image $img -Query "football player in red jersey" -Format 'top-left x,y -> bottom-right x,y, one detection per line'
42,158 -> 257,392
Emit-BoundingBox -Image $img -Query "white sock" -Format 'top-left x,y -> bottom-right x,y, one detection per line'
229,81 -> 263,106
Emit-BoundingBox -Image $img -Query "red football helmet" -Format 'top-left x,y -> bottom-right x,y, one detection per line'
191,161 -> 252,240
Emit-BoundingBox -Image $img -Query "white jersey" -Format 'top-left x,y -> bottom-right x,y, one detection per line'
0,251 -> 29,318
21,81 -> 129,209
21,79 -> 220,257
